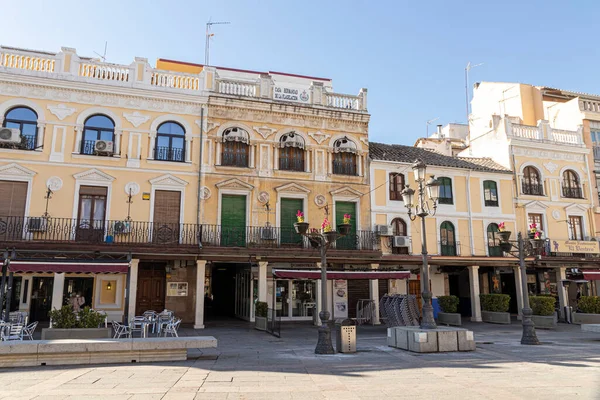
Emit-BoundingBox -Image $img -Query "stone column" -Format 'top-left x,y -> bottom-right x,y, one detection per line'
513,266 -> 524,320
258,261 -> 268,303
556,267 -> 568,320
468,266 -> 482,322
194,260 -> 207,329
369,263 -> 380,325
127,259 -> 139,321
50,273 -> 65,316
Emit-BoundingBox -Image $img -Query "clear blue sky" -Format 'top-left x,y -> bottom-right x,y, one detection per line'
1,0 -> 598,144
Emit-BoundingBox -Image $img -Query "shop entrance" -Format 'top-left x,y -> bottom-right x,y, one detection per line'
63,277 -> 94,310
207,263 -> 254,320
448,269 -> 472,317
30,277 -> 53,322
136,263 -> 166,314
501,273 -> 519,314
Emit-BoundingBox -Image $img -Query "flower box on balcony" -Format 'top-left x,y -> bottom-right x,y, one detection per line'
338,223 -> 351,236
294,222 -> 309,235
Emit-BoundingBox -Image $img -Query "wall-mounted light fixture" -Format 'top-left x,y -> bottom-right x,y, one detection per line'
106,281 -> 112,290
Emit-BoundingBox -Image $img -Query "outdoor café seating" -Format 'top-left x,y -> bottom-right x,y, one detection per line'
111,310 -> 180,339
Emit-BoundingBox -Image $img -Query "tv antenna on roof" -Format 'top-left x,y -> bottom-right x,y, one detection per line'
94,41 -> 108,62
205,19 -> 230,66
426,117 -> 439,137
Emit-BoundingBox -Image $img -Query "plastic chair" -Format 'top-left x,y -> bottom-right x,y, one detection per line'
22,321 -> 38,340
112,321 -> 131,339
163,318 -> 181,337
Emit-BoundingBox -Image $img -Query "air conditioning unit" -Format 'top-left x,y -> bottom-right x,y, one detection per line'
0,127 -> 21,143
375,224 -> 393,236
260,226 -> 276,240
28,217 -> 48,232
94,140 -> 114,153
113,221 -> 131,235
393,236 -> 410,247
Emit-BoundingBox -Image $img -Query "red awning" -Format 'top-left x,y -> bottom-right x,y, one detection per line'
272,269 -> 410,280
7,261 -> 129,274
583,270 -> 600,280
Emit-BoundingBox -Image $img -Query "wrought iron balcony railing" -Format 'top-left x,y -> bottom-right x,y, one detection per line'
522,182 -> 544,196
562,186 -> 583,199
0,216 -> 379,251
154,146 -> 185,162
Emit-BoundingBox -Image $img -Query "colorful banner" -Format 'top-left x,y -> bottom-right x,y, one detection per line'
550,240 -> 600,254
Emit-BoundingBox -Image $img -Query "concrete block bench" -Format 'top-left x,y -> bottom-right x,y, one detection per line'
0,336 -> 217,368
581,324 -> 600,334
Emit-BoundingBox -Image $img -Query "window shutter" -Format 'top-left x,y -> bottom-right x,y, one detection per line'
153,190 -> 181,224
0,181 -> 28,217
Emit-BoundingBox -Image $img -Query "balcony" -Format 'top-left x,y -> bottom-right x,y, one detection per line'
154,146 -> 185,163
562,186 -> 584,199
522,182 -> 544,196
506,120 -> 584,147
0,46 -> 367,112
0,216 -> 378,252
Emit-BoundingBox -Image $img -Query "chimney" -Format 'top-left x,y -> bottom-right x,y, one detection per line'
437,125 -> 443,136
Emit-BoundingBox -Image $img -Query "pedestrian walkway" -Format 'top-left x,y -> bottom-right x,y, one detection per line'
1,321 -> 599,399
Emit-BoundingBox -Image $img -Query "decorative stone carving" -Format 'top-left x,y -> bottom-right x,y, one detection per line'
543,161 -> 558,173
149,174 -> 188,187
204,121 -> 220,132
215,178 -> 254,191
47,104 -> 76,120
360,137 -> 369,146
275,183 -> 311,193
308,131 -> 331,145
552,210 -> 561,220
73,169 -> 115,182
0,163 -> 36,178
253,126 -> 277,140
314,194 -> 327,207
124,182 -> 141,196
257,191 -> 270,204
123,111 -> 150,128
200,186 -> 212,200
46,177 -> 63,191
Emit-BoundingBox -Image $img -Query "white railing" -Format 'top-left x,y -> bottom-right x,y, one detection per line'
551,128 -> 582,145
580,99 -> 600,113
326,93 -> 360,110
151,71 -> 200,91
510,124 -> 541,140
0,50 -> 55,72
78,61 -> 129,82
217,79 -> 257,97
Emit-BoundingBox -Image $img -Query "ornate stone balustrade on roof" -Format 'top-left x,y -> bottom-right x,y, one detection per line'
506,119 -> 583,147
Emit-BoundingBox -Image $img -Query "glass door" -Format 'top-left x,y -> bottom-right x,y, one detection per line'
275,280 -> 289,317
291,280 -> 316,317
30,277 -> 54,322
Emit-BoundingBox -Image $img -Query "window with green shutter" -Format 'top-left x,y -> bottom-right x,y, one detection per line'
487,223 -> 502,256
438,177 -> 453,205
220,195 -> 246,247
335,201 -> 357,250
483,180 -> 498,207
280,198 -> 303,245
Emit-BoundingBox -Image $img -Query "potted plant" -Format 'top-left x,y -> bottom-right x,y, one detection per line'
322,218 -> 339,243
42,306 -> 111,339
338,214 -> 352,236
255,301 -> 268,331
294,210 -> 309,234
528,223 -> 544,248
497,222 -> 511,242
480,294 -> 511,324
437,295 -> 461,326
530,295 -> 557,329
573,296 -> 600,324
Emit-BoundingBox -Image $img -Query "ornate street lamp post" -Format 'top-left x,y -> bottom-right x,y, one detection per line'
498,231 -> 542,345
294,211 -> 351,354
401,160 -> 441,329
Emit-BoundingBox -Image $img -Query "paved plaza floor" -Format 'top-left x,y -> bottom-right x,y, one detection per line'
1,320 -> 599,399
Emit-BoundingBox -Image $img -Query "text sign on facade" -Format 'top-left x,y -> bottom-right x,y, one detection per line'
551,240 -> 600,254
167,282 -> 188,296
273,86 -> 310,103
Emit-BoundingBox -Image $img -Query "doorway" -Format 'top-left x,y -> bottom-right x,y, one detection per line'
501,273 -> 519,314
449,270 -> 472,317
209,263 -> 238,318
63,277 -> 94,310
136,263 -> 166,314
30,277 -> 54,322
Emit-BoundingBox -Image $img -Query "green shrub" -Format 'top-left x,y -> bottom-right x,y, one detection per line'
480,294 -> 510,312
48,305 -> 106,328
578,296 -> 600,314
530,296 -> 556,316
255,301 -> 268,318
438,295 -> 459,313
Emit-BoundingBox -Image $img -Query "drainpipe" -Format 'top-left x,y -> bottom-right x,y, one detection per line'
511,150 -> 522,231
466,169 -> 475,255
196,106 -> 205,247
584,153 -> 597,237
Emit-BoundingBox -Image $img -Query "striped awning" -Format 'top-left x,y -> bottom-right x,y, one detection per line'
7,261 -> 129,274
582,270 -> 600,280
272,269 -> 410,280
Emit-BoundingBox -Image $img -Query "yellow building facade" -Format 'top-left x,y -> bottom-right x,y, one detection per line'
0,46 -> 375,327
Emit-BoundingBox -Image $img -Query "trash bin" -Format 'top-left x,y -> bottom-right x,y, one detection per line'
335,319 -> 356,353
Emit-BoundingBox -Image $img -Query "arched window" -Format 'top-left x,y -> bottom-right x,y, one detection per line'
391,218 -> 408,255
332,136 -> 358,176
389,173 -> 405,201
522,166 -> 543,195
483,180 -> 498,207
438,177 -> 453,204
440,221 -> 456,256
279,132 -> 305,171
155,122 -> 185,162
2,107 -> 38,150
221,127 -> 250,167
562,169 -> 582,198
81,115 -> 115,155
487,223 -> 502,256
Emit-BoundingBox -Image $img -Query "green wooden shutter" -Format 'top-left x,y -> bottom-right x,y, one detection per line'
280,198 -> 303,245
335,201 -> 357,250
221,195 -> 246,247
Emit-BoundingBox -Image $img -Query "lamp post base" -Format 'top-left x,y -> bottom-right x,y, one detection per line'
521,307 -> 540,345
420,292 -> 437,330
315,310 -> 335,354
